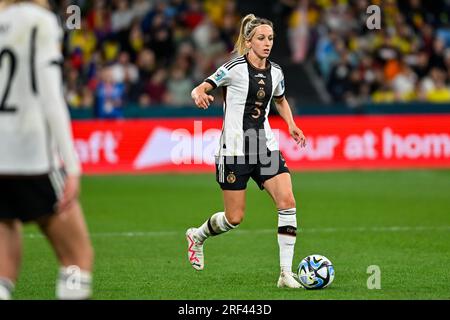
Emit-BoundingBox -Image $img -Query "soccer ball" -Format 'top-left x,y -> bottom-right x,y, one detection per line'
297,254 -> 335,289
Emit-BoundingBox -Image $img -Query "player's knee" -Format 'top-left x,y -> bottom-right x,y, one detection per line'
226,210 -> 244,226
277,194 -> 296,211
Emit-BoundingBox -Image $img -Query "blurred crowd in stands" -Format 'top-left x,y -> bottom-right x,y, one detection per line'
57,0 -> 450,117
59,0 -> 240,117
287,0 -> 450,106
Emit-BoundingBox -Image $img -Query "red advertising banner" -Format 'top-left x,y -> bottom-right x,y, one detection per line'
72,115 -> 450,174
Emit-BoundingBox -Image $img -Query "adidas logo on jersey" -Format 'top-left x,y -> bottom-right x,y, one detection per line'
254,73 -> 266,79
258,79 -> 265,85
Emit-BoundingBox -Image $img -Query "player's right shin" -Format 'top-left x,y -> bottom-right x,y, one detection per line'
195,211 -> 238,242
0,277 -> 14,300
56,266 -> 92,300
278,208 -> 297,273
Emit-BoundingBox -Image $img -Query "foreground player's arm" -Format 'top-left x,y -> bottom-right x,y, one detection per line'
274,96 -> 306,147
36,14 -> 81,212
191,82 -> 215,109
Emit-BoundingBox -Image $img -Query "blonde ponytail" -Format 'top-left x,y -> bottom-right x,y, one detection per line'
233,14 -> 274,55
233,14 -> 256,55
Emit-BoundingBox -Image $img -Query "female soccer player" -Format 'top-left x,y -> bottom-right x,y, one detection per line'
0,0 -> 93,299
186,14 -> 307,288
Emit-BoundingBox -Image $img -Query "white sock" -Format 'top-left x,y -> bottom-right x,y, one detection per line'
0,278 -> 14,300
195,211 -> 238,242
278,208 -> 297,273
56,266 -> 92,300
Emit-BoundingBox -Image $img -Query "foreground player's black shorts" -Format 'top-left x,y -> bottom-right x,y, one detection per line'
215,150 -> 290,190
0,171 -> 64,223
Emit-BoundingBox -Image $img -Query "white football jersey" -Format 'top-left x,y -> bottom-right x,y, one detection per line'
206,55 -> 285,157
0,3 -> 80,175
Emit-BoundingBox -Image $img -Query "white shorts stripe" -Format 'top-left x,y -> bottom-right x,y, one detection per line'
49,170 -> 64,199
218,156 -> 225,183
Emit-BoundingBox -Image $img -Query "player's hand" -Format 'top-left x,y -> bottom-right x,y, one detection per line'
57,174 -> 80,214
289,125 -> 307,148
193,92 -> 214,109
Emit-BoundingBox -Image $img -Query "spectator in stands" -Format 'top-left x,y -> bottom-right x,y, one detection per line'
111,0 -> 134,33
420,67 -> 444,99
147,13 -> 175,65
166,68 -> 195,106
142,68 -> 169,106
392,64 -> 417,101
176,42 -> 196,71
429,38 -> 447,71
111,51 -> 140,103
132,0 -> 153,20
65,68 -> 83,109
357,55 -> 378,92
136,49 -> 157,83
67,18 -> 97,71
412,51 -> 431,79
371,83 -> 396,104
86,0 -> 111,42
95,66 -> 125,118
111,51 -> 139,85
419,24 -> 435,55
183,0 -> 204,30
141,0 -> 169,34
424,69 -> 450,102
193,19 -> 227,61
344,69 -> 364,108
327,51 -> 353,102
315,30 -> 341,80
81,86 -> 95,110
127,20 -> 145,60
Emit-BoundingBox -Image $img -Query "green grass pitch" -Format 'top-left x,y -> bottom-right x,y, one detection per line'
15,170 -> 450,300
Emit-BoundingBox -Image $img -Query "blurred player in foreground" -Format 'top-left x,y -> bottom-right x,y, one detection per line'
0,0 -> 93,300
187,14 -> 307,288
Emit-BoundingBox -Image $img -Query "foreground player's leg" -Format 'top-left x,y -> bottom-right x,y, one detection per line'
264,173 -> 301,288
37,201 -> 94,300
0,220 -> 22,300
186,190 -> 245,270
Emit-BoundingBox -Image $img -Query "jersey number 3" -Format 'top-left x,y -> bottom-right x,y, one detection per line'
0,48 -> 18,113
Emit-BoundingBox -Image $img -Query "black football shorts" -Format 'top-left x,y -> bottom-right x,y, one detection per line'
0,170 -> 65,223
216,150 -> 290,190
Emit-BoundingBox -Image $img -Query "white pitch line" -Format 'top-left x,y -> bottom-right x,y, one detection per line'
23,225 -> 450,239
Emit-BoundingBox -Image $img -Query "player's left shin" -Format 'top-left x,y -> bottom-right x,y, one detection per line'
195,211 -> 238,242
277,208 -> 297,273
